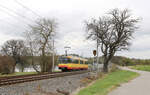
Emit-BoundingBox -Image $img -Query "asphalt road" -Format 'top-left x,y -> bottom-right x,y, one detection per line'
109,67 -> 150,95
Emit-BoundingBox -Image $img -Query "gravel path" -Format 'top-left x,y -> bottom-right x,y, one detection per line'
109,67 -> 150,95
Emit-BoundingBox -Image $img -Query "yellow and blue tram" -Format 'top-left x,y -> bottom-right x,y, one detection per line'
58,56 -> 88,71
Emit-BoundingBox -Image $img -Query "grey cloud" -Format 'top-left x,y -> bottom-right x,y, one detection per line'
0,0 -> 150,58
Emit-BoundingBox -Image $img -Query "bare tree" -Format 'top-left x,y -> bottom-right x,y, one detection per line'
26,18 -> 57,72
86,9 -> 139,72
1,39 -> 29,73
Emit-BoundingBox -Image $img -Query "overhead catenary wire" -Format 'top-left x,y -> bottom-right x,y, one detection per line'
0,4 -> 37,37
0,19 -> 26,31
0,8 -> 29,30
0,4 -> 35,24
0,2 -> 41,33
14,0 -> 42,18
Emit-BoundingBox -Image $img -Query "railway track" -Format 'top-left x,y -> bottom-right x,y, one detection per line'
0,70 -> 89,87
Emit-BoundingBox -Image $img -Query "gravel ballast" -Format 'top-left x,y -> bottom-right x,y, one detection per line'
0,72 -> 92,95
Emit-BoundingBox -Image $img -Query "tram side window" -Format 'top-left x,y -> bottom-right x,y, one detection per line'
85,61 -> 88,64
80,60 -> 83,64
72,59 -> 79,64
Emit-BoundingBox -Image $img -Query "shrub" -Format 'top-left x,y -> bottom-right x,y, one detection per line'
0,56 -> 15,74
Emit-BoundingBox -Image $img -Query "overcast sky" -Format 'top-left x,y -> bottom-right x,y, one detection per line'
0,0 -> 149,59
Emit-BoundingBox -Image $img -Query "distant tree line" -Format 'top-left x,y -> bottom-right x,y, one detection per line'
111,56 -> 150,66
87,56 -> 150,66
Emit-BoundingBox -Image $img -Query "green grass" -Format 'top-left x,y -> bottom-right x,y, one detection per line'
0,72 -> 37,77
77,70 -> 139,95
130,65 -> 150,71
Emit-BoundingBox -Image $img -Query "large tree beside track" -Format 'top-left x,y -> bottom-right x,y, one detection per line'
85,9 -> 139,72
26,18 -> 57,73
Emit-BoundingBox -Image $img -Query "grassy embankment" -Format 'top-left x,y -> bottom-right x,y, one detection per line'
130,65 -> 150,71
0,72 -> 37,77
77,70 -> 139,95
0,70 -> 61,77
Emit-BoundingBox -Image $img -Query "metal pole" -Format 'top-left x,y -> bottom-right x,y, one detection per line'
64,46 -> 71,56
52,39 -> 55,72
93,56 -> 95,71
92,56 -> 94,71
65,50 -> 67,56
96,39 -> 99,71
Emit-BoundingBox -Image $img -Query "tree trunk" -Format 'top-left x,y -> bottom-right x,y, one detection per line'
12,64 -> 16,73
103,57 -> 110,72
103,54 -> 114,72
21,65 -> 24,72
31,56 -> 40,73
21,68 -> 24,72
103,61 -> 108,72
41,44 -> 46,72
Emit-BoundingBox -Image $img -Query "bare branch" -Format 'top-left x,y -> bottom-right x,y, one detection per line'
85,8 -> 139,72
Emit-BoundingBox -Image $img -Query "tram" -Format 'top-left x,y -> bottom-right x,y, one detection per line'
58,56 -> 88,72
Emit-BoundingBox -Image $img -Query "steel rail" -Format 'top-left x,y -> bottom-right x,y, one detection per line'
0,70 -> 89,86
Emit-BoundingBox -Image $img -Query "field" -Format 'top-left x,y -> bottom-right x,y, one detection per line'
77,70 -> 139,95
130,65 -> 150,71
